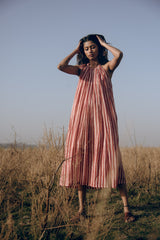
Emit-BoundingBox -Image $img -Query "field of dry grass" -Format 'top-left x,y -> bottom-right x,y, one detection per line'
0,130 -> 160,239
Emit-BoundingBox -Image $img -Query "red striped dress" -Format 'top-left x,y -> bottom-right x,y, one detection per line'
60,64 -> 126,188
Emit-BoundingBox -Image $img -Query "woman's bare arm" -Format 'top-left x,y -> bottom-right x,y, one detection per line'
57,42 -> 81,76
96,35 -> 123,73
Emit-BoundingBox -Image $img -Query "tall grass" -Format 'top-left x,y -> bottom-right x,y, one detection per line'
0,129 -> 160,239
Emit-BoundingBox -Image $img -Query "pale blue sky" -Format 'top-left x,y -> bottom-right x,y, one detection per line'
0,0 -> 160,146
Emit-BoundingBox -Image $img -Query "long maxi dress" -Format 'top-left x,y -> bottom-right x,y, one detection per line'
60,63 -> 126,189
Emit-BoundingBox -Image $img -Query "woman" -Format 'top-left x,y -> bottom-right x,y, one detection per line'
57,34 -> 135,223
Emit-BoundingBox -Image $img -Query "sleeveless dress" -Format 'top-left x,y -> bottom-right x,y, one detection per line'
60,64 -> 126,188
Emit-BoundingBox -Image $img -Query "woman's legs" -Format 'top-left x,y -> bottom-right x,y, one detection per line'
78,183 -> 130,213
77,183 -> 134,222
118,184 -> 129,213
117,148 -> 134,216
70,185 -> 86,222
118,184 -> 135,222
78,184 -> 86,214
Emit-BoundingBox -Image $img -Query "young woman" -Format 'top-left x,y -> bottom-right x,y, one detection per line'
58,34 -> 135,223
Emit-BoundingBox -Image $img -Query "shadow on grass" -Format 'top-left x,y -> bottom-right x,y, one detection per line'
130,197 -> 160,219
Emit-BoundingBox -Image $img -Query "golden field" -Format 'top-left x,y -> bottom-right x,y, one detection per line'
0,130 -> 160,239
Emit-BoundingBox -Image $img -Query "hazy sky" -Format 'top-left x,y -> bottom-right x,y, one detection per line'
0,0 -> 160,146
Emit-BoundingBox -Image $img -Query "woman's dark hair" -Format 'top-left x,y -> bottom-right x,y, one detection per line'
77,34 -> 109,65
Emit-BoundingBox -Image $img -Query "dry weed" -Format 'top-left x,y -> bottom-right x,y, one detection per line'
0,130 -> 160,239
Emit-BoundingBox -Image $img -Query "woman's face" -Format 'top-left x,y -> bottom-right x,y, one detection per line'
83,41 -> 99,61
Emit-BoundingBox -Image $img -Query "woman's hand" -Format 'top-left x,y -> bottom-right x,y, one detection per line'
96,35 -> 106,47
75,40 -> 82,54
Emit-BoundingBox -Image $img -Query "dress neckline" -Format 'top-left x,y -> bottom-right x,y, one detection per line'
87,63 -> 99,69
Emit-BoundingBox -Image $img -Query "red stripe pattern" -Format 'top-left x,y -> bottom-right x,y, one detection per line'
60,64 -> 126,188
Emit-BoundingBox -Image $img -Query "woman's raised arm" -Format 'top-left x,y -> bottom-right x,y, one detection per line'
96,35 -> 123,73
57,42 -> 81,76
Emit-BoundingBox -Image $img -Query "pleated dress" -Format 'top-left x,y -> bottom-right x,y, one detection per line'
60,63 -> 126,189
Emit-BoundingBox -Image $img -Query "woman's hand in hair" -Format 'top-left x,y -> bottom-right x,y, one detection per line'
75,40 -> 82,53
96,35 -> 106,47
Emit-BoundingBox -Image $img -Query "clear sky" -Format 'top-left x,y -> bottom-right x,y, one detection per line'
0,0 -> 160,146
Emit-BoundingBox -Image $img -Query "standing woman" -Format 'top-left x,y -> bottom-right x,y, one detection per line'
58,34 -> 135,223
